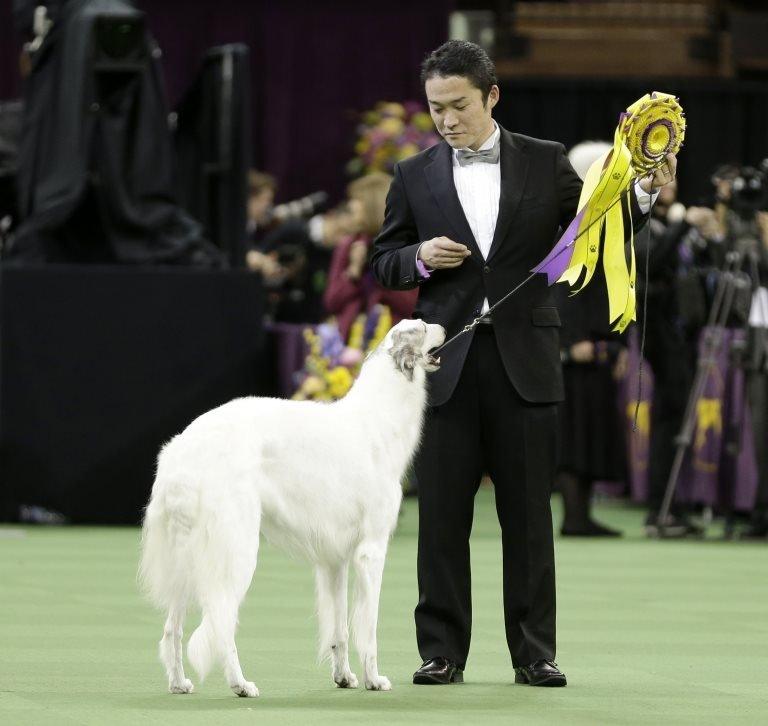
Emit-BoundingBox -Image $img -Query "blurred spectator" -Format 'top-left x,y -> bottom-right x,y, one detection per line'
324,173 -> 418,340
246,170 -> 276,240
246,191 -> 359,323
244,170 -> 281,283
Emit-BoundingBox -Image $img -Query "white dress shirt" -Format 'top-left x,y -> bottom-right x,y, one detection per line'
452,123 -> 501,313
420,123 -> 658,316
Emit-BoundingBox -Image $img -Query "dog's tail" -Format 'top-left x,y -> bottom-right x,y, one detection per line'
186,598 -> 233,681
138,478 -> 197,613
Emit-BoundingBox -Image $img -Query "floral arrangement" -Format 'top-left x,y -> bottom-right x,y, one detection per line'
347,101 -> 440,177
292,305 -> 393,401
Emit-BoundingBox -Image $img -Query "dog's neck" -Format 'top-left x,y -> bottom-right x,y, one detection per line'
339,351 -> 428,468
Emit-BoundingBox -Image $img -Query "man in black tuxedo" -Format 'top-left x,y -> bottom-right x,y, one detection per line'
371,40 -> 677,687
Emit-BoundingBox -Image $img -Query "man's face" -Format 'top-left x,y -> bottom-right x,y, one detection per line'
425,75 -> 499,151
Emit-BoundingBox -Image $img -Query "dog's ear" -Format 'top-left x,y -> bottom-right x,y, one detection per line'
391,330 -> 418,381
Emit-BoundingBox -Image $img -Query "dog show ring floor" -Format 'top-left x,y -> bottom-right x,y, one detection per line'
1,487 -> 767,726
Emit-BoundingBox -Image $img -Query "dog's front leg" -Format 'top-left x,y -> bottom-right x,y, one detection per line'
352,540 -> 391,691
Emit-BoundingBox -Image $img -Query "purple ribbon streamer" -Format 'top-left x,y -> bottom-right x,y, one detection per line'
531,208 -> 586,285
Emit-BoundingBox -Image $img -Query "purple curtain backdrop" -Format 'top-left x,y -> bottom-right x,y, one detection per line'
0,0 -> 452,202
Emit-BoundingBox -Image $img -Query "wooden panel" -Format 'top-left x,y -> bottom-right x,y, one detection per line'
496,30 -> 728,78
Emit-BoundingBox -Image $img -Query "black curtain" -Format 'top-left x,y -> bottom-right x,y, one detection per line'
0,266 -> 268,524
496,77 -> 768,206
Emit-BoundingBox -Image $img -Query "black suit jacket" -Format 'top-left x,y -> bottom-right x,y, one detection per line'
372,126 -> 642,407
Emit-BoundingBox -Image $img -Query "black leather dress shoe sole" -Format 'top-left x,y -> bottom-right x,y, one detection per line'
413,669 -> 464,685
514,670 -> 567,687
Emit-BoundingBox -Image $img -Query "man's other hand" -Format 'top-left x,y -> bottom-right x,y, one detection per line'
638,152 -> 677,194
418,237 -> 471,269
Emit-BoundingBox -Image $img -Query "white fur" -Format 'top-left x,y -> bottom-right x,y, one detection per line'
139,319 -> 445,697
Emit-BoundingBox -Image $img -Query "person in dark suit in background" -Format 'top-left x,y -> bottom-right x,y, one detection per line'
372,40 -> 677,688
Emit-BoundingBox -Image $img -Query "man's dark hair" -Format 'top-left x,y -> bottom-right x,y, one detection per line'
420,40 -> 498,105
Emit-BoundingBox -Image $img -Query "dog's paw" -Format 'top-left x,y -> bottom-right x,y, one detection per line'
365,675 -> 391,691
169,678 -> 194,694
232,681 -> 259,698
334,672 -> 359,689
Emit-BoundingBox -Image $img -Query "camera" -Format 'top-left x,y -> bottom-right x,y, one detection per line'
713,162 -> 768,219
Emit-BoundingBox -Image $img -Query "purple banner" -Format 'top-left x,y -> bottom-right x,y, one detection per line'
623,327 -> 758,510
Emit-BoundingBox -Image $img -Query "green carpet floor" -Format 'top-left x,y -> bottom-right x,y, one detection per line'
1,488 -> 767,726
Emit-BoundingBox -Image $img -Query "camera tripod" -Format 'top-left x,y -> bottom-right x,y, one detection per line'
657,246 -> 767,537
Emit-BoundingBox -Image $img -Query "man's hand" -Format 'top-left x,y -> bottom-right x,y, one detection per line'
570,341 -> 595,364
246,250 -> 286,284
418,237 -> 471,269
638,152 -> 677,194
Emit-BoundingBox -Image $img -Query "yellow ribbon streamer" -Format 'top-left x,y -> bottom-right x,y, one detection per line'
555,92 -> 686,333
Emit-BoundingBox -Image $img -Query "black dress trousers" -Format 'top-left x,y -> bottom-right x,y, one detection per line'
414,324 -> 558,668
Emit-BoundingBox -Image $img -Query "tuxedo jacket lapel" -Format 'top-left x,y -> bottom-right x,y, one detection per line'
487,129 -> 529,264
423,142 -> 482,259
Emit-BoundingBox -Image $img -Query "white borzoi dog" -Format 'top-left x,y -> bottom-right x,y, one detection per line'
139,319 -> 445,697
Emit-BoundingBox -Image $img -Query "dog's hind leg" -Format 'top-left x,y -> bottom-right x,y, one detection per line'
220,549 -> 260,698
222,616 -> 258,698
351,539 -> 391,691
316,562 -> 358,688
160,603 -> 193,694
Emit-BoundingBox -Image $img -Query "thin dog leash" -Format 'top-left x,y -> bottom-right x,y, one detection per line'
429,185 -> 635,358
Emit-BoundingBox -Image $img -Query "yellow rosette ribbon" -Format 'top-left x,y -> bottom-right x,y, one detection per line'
533,92 -> 686,332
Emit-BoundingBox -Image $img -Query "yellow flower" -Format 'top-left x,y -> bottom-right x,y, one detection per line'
355,138 -> 370,155
378,102 -> 406,118
412,112 -> 434,131
348,314 -> 365,350
300,375 -> 326,397
368,305 -> 393,351
397,143 -> 420,161
327,366 -> 353,398
378,117 -> 404,138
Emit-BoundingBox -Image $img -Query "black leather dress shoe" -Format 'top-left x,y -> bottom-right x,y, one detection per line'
413,657 -> 464,685
514,660 -> 567,687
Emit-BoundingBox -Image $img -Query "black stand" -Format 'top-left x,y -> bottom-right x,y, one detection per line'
657,249 -> 760,537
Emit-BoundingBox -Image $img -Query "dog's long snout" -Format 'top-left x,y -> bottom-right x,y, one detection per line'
423,324 -> 445,372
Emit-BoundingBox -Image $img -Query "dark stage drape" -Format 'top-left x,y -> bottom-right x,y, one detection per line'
1,0 -> 453,203
140,0 -> 453,202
